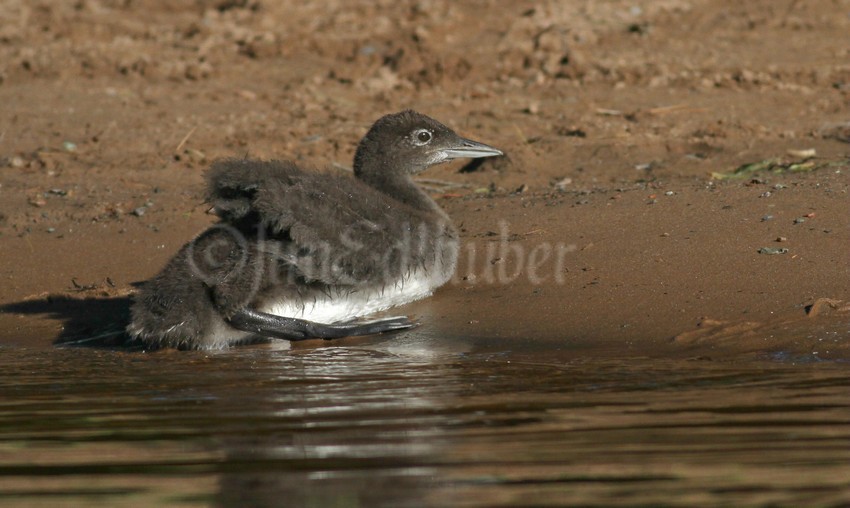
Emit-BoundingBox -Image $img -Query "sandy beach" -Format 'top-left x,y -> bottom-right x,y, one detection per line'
1,0 -> 848,357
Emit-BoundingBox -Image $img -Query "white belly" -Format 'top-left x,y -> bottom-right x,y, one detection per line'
260,270 -> 439,323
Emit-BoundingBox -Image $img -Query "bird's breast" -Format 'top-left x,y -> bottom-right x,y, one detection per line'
259,268 -> 443,324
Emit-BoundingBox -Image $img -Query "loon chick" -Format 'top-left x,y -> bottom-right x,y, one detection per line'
127,110 -> 503,349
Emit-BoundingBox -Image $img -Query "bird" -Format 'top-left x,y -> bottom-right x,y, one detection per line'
127,110 -> 503,349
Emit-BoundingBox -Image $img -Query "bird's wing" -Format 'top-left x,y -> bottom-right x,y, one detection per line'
207,158 -> 301,223
206,158 -> 437,286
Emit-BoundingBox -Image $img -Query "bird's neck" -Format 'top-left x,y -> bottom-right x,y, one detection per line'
355,163 -> 444,216
372,173 -> 444,215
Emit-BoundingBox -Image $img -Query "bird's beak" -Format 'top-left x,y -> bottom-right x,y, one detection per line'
441,137 -> 504,160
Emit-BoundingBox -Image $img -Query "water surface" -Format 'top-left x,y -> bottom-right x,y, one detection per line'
1,333 -> 849,507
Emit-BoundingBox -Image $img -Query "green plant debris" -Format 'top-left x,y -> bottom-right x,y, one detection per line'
711,158 -> 839,180
758,247 -> 789,255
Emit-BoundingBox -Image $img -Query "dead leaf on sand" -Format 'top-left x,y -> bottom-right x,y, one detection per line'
805,298 -> 850,317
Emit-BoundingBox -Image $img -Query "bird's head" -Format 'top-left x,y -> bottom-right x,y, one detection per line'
353,110 -> 503,181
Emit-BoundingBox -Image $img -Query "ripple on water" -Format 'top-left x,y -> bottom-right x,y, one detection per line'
0,345 -> 849,507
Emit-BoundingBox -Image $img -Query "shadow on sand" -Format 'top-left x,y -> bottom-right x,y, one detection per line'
0,292 -> 145,349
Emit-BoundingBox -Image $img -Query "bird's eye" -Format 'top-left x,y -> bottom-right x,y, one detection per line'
413,129 -> 433,144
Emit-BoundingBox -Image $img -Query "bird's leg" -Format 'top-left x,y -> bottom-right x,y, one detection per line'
227,308 -> 416,341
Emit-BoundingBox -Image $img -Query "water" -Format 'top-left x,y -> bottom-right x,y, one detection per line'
1,334 -> 849,507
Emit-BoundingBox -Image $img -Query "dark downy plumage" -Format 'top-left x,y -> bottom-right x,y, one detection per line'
127,110 -> 503,349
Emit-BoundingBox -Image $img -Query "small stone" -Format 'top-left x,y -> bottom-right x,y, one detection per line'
758,247 -> 789,255
132,207 -> 147,217
793,217 -> 806,224
786,148 -> 816,158
664,190 -> 674,196
62,141 -> 77,152
761,215 -> 773,221
597,108 -> 623,116
776,236 -> 787,242
28,196 -> 47,207
552,177 -> 572,190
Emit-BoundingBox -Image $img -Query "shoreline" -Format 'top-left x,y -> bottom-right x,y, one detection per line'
2,170 -> 847,359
